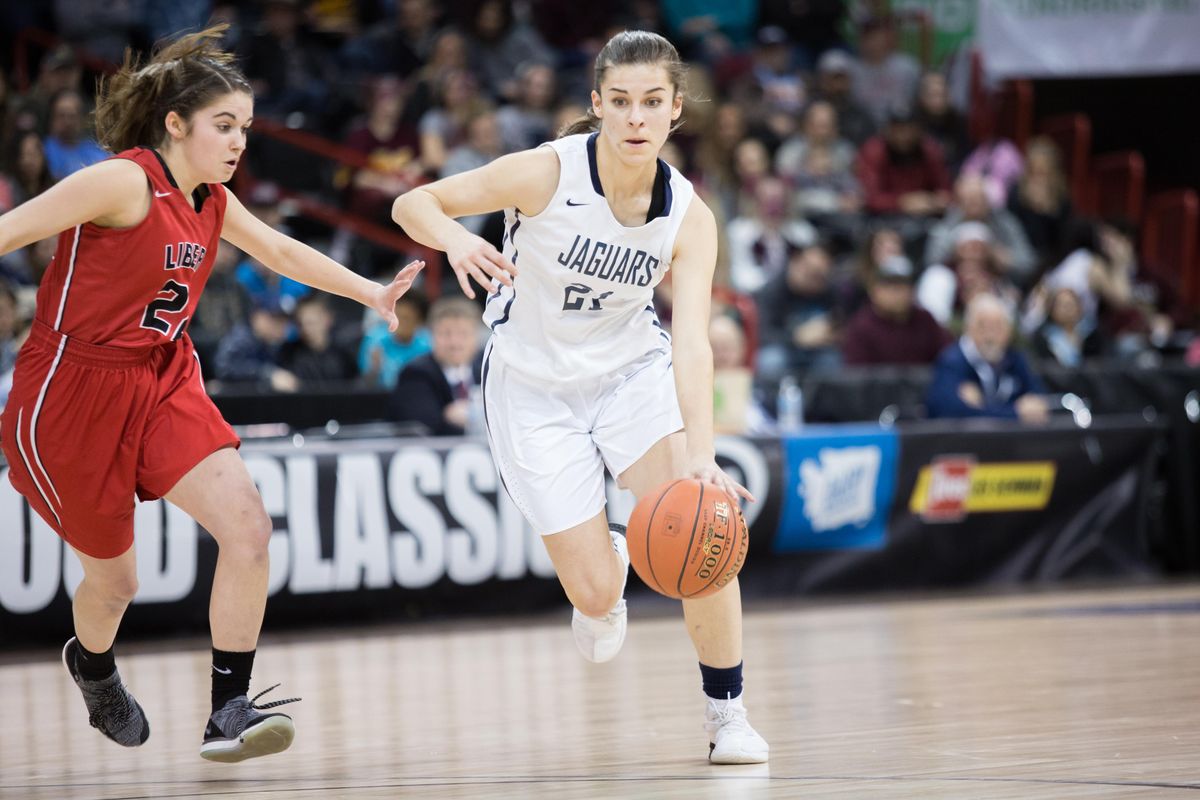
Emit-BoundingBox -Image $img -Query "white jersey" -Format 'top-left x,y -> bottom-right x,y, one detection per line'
481,132 -> 695,382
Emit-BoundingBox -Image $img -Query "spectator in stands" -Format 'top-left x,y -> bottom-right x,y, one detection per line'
0,279 -> 22,397
842,254 -> 951,366
214,297 -> 299,392
756,241 -> 841,382
3,130 -> 56,207
0,278 -> 20,371
838,224 -> 904,319
776,101 -> 861,247
0,65 -> 14,154
419,68 -> 492,175
342,77 -> 423,223
1022,220 -> 1133,340
856,102 -> 951,222
360,290 -> 432,388
925,174 -> 1037,285
1094,218 -> 1190,359
234,183 -> 311,310
42,89 -> 108,180
1030,287 -> 1106,367
7,45 -> 82,135
442,110 -> 506,234
389,297 -> 483,435
915,71 -> 968,170
495,62 -> 557,152
775,100 -> 856,184
1007,137 -> 1073,272
661,0 -> 756,58
465,0 -> 555,102
731,136 -> 773,216
710,313 -> 771,435
50,0 -> 140,65
342,0 -> 442,79
927,294 -> 1048,422
918,222 -> 1021,329
694,101 -> 747,218
189,242 -> 251,372
745,26 -> 806,119
277,295 -> 359,385
848,16 -> 921,128
241,0 -> 334,127
811,50 -> 876,146
959,132 -> 1024,212
405,27 -> 472,127
727,175 -> 815,294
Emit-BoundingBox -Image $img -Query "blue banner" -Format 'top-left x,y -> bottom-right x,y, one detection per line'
775,425 -> 900,552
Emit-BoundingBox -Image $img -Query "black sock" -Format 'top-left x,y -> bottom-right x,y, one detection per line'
75,641 -> 116,681
211,648 -> 255,712
699,661 -> 744,700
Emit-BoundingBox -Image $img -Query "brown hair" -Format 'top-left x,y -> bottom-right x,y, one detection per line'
93,24 -> 252,154
558,30 -> 688,138
428,297 -> 480,326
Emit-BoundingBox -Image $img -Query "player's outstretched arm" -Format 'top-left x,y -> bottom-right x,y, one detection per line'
670,197 -> 755,504
0,159 -> 150,257
221,189 -> 423,332
391,147 -> 558,299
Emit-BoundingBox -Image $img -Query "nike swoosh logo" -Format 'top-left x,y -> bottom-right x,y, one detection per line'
155,191 -> 172,198
212,665 -> 232,675
566,199 -> 588,207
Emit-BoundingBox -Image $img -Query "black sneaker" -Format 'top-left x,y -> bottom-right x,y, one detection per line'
200,684 -> 300,763
61,637 -> 150,747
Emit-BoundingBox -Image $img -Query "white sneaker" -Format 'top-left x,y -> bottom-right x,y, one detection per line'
570,527 -> 630,663
705,695 -> 769,764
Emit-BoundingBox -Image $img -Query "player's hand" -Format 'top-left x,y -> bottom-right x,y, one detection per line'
374,260 -> 425,332
685,456 -> 756,504
446,233 -> 518,300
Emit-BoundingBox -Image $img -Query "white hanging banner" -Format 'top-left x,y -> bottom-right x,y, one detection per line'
979,0 -> 1200,78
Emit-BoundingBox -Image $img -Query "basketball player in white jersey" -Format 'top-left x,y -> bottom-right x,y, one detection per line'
393,31 -> 768,764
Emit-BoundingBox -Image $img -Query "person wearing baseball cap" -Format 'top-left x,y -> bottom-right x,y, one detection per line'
841,254 -> 952,366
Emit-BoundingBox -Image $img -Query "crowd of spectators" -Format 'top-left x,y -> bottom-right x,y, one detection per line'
0,2 -> 1196,433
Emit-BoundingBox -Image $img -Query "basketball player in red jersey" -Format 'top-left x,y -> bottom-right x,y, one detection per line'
0,27 -> 430,762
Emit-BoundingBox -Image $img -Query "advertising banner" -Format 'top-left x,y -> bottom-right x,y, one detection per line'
0,435 -> 781,644
979,1 -> 1200,78
774,426 -> 900,552
759,418 -> 1163,595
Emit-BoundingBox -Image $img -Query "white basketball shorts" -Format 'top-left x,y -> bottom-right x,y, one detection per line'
480,341 -> 684,535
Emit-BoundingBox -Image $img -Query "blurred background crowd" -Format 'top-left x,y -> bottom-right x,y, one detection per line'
0,0 -> 1197,437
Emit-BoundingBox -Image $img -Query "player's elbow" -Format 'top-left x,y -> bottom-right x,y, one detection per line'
391,188 -> 431,228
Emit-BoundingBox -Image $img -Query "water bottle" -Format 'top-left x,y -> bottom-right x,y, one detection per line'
777,375 -> 804,434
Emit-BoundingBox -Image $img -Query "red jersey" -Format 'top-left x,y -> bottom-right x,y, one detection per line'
34,147 -> 228,348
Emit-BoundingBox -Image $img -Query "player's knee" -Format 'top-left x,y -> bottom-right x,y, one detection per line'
97,571 -> 139,607
238,506 -> 273,560
573,581 -> 622,619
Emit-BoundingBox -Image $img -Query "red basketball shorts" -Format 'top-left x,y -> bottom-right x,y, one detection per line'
1,320 -> 240,559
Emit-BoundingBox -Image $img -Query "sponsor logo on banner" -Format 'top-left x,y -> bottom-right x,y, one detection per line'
775,427 -> 899,552
909,457 -> 1057,522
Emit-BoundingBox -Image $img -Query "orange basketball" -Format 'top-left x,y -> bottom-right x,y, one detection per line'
627,479 -> 749,600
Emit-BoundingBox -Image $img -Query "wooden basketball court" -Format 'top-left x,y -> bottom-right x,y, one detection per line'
2,583 -> 1199,798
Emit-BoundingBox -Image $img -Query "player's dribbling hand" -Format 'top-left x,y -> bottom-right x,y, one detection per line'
686,457 -> 756,504
446,233 -> 518,300
376,260 -> 425,332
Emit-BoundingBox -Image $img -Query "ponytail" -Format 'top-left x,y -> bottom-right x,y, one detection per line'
94,24 -> 252,153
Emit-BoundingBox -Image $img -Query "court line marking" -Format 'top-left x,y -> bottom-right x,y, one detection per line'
5,773 -> 1200,798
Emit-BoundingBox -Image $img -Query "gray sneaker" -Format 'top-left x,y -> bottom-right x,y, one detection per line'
61,637 -> 150,747
200,684 -> 299,763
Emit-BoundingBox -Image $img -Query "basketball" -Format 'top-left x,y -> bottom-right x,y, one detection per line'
627,479 -> 749,600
